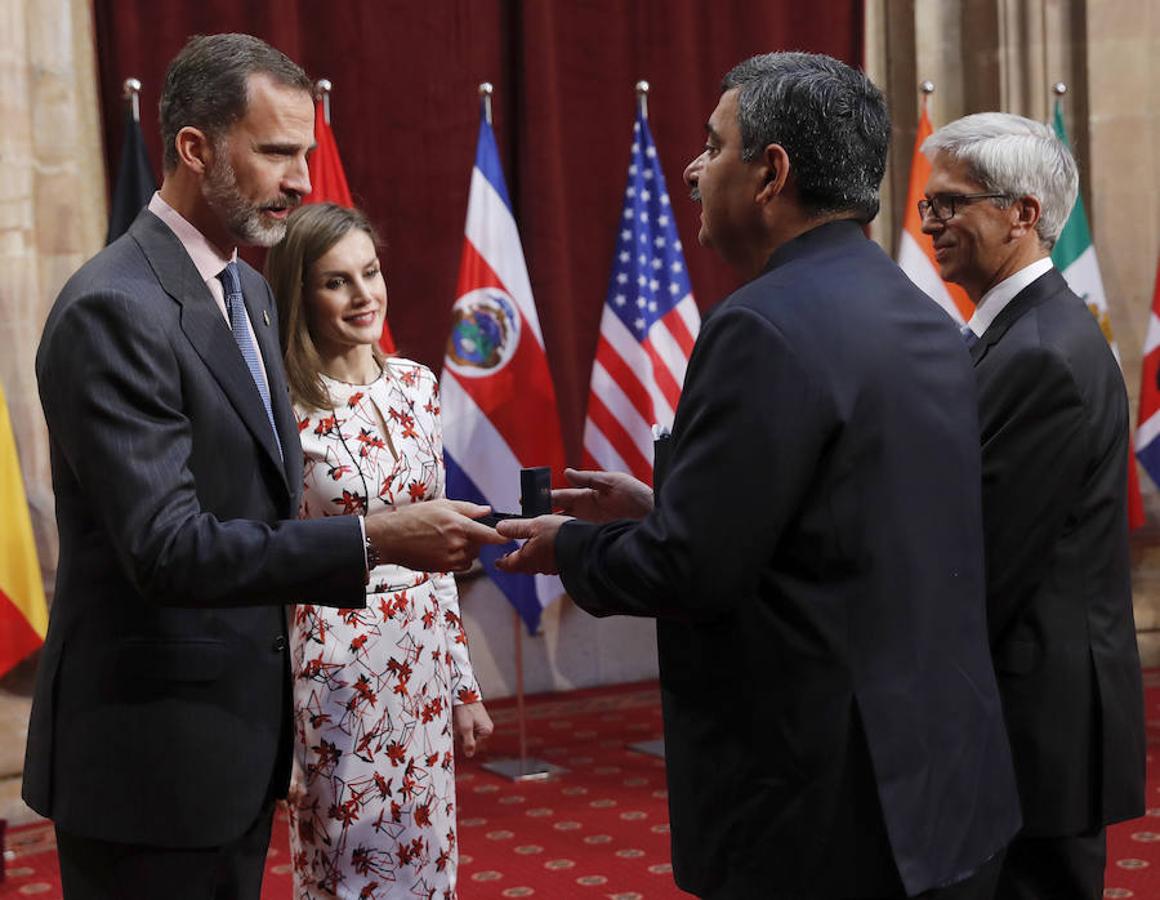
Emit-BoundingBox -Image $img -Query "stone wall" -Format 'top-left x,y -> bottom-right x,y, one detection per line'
0,0 -> 106,594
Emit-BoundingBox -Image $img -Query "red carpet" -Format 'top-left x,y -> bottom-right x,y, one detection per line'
4,675 -> 1160,898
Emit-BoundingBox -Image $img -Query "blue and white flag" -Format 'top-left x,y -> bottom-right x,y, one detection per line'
440,104 -> 566,634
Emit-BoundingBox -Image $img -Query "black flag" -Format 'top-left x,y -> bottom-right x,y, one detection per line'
106,108 -> 157,244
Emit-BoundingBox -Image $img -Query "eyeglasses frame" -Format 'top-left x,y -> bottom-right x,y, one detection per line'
917,191 -> 1014,223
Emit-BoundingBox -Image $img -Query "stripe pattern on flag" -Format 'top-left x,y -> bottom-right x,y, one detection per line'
582,110 -> 700,484
440,112 -> 566,634
897,105 -> 974,324
0,383 -> 48,677
1136,260 -> 1160,489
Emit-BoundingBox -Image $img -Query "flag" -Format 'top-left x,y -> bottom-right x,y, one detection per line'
305,99 -> 353,208
0,383 -> 48,676
582,108 -> 700,483
440,105 -> 567,634
303,98 -> 397,354
1135,258 -> 1160,492
896,103 -> 974,323
1051,101 -> 1146,529
106,107 -> 157,244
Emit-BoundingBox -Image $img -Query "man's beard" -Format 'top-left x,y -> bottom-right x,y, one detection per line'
203,154 -> 298,247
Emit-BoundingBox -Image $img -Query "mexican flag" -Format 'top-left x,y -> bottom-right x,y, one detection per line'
1051,101 -> 1146,529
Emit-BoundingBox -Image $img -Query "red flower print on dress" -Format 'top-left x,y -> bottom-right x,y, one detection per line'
291,361 -> 482,898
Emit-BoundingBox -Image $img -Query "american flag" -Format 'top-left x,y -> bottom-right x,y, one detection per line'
582,109 -> 700,483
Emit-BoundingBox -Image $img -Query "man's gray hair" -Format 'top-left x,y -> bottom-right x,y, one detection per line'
722,52 -> 890,224
922,112 -> 1078,248
160,33 -> 312,172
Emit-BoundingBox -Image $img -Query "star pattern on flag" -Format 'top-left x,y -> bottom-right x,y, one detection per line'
608,122 -> 693,339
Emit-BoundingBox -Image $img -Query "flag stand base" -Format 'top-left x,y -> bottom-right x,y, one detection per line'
480,609 -> 568,783
627,738 -> 666,759
480,756 -> 566,781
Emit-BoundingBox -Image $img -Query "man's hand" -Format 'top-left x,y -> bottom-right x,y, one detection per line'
552,467 -> 653,523
365,499 -> 506,572
494,515 -> 571,574
453,702 -> 494,758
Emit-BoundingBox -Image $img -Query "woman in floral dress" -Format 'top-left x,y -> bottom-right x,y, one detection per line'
266,203 -> 492,899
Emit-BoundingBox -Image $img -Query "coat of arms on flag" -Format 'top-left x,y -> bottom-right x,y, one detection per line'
440,91 -> 567,635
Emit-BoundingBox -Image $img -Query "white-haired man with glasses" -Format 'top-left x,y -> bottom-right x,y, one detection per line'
921,112 -> 1145,899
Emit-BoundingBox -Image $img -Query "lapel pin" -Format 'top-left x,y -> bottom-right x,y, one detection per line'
263,309 -> 271,327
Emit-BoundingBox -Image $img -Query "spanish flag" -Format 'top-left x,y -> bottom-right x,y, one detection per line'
0,383 -> 48,676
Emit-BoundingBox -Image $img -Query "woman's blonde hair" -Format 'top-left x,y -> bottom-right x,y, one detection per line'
265,203 -> 386,411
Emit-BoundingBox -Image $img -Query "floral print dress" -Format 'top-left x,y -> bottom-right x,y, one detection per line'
288,359 -> 480,900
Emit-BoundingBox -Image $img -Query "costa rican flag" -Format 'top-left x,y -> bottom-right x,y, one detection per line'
582,108 -> 700,482
440,102 -> 566,634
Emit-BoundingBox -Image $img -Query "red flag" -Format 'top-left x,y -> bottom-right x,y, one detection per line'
305,100 -> 353,207
304,99 -> 396,353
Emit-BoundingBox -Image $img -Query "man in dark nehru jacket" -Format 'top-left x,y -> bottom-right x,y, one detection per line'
497,52 -> 1020,899
24,33 -> 501,899
922,112 -> 1145,899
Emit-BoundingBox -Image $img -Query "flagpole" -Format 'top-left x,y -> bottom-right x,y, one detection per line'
314,78 -> 333,125
1052,80 -> 1067,124
479,81 -> 493,126
122,78 -> 141,123
636,79 -> 649,120
470,79 -> 564,783
920,79 -> 934,114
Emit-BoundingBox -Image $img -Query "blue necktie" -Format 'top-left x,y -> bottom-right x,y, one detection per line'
218,261 -> 283,460
960,324 -> 980,350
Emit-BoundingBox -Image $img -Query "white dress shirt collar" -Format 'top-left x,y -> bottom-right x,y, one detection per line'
148,192 -> 237,282
965,256 -> 1054,338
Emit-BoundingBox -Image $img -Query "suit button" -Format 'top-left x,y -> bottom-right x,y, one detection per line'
272,636 -> 287,652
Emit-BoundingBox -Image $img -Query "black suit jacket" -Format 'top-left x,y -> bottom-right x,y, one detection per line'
557,222 -> 1021,898
972,267 -> 1145,836
23,209 -> 366,848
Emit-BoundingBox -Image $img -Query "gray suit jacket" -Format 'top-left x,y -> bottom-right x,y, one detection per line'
23,209 -> 365,847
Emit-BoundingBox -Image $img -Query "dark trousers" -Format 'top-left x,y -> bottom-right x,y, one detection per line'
994,829 -> 1106,900
914,849 -> 1005,899
55,801 -> 275,900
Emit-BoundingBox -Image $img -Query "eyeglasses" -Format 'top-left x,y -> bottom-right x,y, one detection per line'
917,192 -> 1012,223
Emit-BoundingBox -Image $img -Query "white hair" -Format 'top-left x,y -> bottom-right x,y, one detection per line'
921,112 -> 1078,248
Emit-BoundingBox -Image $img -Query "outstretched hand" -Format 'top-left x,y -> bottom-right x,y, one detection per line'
495,515 -> 572,575
365,499 -> 506,572
551,467 -> 653,523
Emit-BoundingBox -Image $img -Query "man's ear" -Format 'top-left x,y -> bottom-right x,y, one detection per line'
174,126 -> 215,175
756,144 -> 790,203
1009,194 -> 1042,240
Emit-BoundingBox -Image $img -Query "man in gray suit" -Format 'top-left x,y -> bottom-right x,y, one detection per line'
24,33 -> 501,899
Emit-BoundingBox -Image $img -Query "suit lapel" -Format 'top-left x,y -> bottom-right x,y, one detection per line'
130,211 -> 290,495
971,268 -> 1070,367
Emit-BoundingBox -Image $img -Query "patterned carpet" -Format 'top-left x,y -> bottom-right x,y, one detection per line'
3,675 -> 1160,898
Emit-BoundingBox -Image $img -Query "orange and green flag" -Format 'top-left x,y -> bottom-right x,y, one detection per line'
0,383 -> 48,675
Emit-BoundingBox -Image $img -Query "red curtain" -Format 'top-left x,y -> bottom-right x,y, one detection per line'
93,1 -> 862,462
